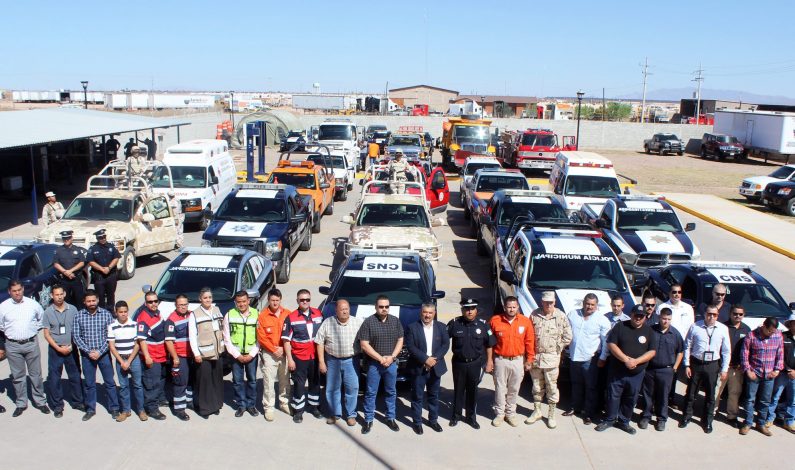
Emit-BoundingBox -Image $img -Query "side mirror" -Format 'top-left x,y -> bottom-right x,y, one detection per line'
595,219 -> 608,229
341,215 -> 354,224
685,222 -> 696,232
431,290 -> 446,299
290,213 -> 307,224
319,286 -> 331,295
499,269 -> 517,285
246,289 -> 260,300
320,182 -> 330,189
358,179 -> 364,186
211,176 -> 219,186
788,301 -> 795,310
141,213 -> 155,223
141,284 -> 152,293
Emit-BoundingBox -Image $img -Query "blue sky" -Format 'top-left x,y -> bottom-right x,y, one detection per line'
3,0 -> 794,98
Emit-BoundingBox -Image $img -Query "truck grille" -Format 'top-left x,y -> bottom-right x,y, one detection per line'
461,143 -> 488,153
213,238 -> 259,250
741,182 -> 751,189
637,253 -> 692,268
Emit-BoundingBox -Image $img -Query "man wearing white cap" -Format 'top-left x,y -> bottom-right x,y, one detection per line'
41,191 -> 65,227
527,291 -> 572,428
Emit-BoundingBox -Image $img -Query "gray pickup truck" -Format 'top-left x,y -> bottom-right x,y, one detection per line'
643,133 -> 684,155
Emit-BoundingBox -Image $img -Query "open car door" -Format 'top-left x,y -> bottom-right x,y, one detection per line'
427,166 -> 450,215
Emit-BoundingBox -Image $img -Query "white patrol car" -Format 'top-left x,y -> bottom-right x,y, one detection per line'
459,156 -> 502,204
494,222 -> 635,316
580,195 -> 700,289
549,151 -> 628,214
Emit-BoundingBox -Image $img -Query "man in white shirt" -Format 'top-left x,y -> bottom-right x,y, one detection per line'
0,280 -> 50,417
656,284 -> 694,340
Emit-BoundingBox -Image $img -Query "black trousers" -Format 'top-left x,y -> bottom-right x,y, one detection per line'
684,358 -> 720,423
193,359 -> 224,416
451,360 -> 483,419
291,356 -> 320,415
640,366 -> 675,422
60,276 -> 84,307
93,272 -> 118,312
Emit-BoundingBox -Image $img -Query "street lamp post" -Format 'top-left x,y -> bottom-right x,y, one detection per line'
576,90 -> 584,150
229,91 -> 235,129
80,81 -> 88,109
480,95 -> 485,118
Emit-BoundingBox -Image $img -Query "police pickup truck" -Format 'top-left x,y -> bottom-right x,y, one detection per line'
579,195 -> 699,290
493,222 -> 635,316
201,183 -> 312,283
463,168 -> 528,231
318,249 -> 445,381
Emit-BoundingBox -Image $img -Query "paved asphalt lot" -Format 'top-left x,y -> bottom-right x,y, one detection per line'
1,171 -> 793,469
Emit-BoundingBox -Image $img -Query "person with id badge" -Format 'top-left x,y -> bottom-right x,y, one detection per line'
42,284 -> 84,418
188,287 -> 225,418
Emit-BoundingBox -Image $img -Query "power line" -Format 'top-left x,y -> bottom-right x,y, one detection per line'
693,63 -> 704,121
640,57 -> 652,123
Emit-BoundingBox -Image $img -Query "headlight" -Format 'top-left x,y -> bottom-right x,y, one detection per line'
450,144 -> 460,151
778,188 -> 792,195
201,239 -> 213,247
112,239 -> 125,252
264,240 -> 282,257
335,177 -> 344,185
754,184 -> 762,190
184,198 -> 203,212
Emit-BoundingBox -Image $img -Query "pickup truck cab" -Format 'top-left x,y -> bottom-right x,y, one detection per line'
266,160 -> 335,234
306,153 -> 355,202
549,151 -> 624,214
493,222 -> 635,315
580,195 -> 699,290
386,133 -> 425,161
477,189 -> 568,257
739,164 -> 795,202
309,119 -> 362,172
363,164 -> 450,215
459,156 -> 502,204
763,177 -> 795,216
201,183 -> 312,283
464,169 -> 529,233
644,133 -> 684,155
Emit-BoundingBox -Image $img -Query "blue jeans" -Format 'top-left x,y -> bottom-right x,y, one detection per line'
768,373 -> 795,426
81,352 -> 119,413
364,361 -> 397,422
743,375 -> 775,425
232,356 -> 258,409
569,356 -> 600,418
46,346 -> 84,411
325,355 -> 359,419
116,356 -> 144,414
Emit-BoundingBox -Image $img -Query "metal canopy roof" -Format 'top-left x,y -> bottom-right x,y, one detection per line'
0,108 -> 191,150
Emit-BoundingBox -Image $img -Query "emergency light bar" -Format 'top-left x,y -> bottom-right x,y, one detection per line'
568,162 -> 613,169
181,247 -> 247,256
0,239 -> 37,247
502,189 -> 555,198
689,261 -> 756,271
531,227 -> 602,238
236,183 -> 287,191
277,160 -> 314,168
617,194 -> 664,202
349,249 -> 421,258
526,128 -> 554,133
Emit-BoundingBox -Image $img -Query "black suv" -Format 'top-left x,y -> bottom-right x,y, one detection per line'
700,133 -> 746,160
763,177 -> 795,216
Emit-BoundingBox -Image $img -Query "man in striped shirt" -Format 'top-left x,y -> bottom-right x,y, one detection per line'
739,317 -> 784,436
73,289 -> 118,421
108,301 -> 143,422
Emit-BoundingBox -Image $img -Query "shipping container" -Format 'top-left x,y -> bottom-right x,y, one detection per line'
292,94 -> 346,110
714,110 -> 795,156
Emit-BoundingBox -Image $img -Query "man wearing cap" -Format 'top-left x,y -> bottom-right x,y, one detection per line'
54,230 -> 87,307
768,314 -> 795,434
127,146 -> 148,178
168,191 -> 184,249
527,291 -> 572,428
387,150 -> 410,194
41,191 -> 65,227
447,298 -> 495,429
86,229 -> 120,312
595,304 -> 658,434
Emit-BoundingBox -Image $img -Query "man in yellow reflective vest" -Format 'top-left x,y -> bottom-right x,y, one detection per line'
223,290 -> 260,417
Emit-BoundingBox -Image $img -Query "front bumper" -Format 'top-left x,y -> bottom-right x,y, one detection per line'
517,159 -> 554,169
738,186 -> 762,198
763,194 -> 790,209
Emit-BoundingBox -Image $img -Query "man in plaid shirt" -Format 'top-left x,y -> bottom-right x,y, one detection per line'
72,289 -> 119,421
739,316 -> 784,436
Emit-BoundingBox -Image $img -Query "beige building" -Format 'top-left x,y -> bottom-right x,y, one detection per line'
388,85 -> 459,113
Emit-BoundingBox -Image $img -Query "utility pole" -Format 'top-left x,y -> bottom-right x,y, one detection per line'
602,87 -> 606,121
640,57 -> 651,123
693,63 -> 704,125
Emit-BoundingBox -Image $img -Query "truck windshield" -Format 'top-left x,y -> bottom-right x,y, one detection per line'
453,125 -> 489,143
0,265 -> 16,290
716,135 -> 739,144
62,198 -> 132,222
527,255 -> 626,291
155,267 -> 236,302
521,134 -> 557,147
476,176 -> 529,192
616,208 -> 683,232
390,136 -> 420,146
700,283 -> 789,318
151,166 -> 207,188
659,135 -> 680,141
215,197 -> 286,222
318,125 -> 352,141
769,166 -> 795,179
464,162 -> 501,176
307,155 -> 345,168
563,176 -> 621,198
267,173 -> 316,189
357,203 -> 429,227
336,275 -> 424,307
373,131 -> 390,139
498,203 -> 567,225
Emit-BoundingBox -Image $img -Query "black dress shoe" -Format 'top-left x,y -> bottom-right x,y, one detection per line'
595,421 -> 613,432
449,415 -> 459,427
638,419 -> 649,430
34,405 -> 50,415
310,408 -> 323,419
655,421 -> 666,432
174,410 -> 190,421
583,417 -> 592,425
361,421 -> 372,434
413,424 -> 423,435
0,404 -> 5,413
247,407 -> 259,417
111,410 -> 120,420
429,421 -> 443,433
73,403 -> 86,412
54,410 -> 63,418
678,418 -> 691,428
148,410 -> 167,420
615,422 -> 637,435
386,419 -> 400,431
704,423 -> 713,434
235,408 -> 245,418
293,413 -> 303,423
82,411 -> 95,421
12,407 -> 26,417
466,416 -> 480,430
562,409 -> 576,417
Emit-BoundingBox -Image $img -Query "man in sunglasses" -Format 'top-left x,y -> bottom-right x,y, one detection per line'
656,284 -> 694,340
136,291 -> 168,420
713,304 -> 751,427
282,289 -> 322,423
699,284 -> 731,323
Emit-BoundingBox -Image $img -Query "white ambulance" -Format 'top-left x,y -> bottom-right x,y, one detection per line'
549,151 -> 623,214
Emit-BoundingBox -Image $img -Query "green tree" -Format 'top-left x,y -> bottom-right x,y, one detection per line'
606,102 -> 632,121
576,105 -> 595,120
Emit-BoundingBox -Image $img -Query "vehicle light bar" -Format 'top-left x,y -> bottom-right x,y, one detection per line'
502,189 -> 555,198
236,183 -> 287,191
617,194 -> 664,201
526,128 -> 554,133
689,261 -> 756,270
0,238 -> 37,246
181,247 -> 247,256
531,227 -> 602,238
568,162 -> 613,168
277,160 -> 314,168
348,249 -> 419,258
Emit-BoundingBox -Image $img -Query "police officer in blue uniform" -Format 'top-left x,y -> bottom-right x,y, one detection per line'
53,230 -> 86,306
86,229 -> 120,312
446,298 -> 496,429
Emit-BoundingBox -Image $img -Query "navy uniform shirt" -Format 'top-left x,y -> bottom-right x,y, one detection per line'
648,324 -> 684,368
86,242 -> 121,274
447,316 -> 496,362
724,320 -> 751,367
54,244 -> 86,271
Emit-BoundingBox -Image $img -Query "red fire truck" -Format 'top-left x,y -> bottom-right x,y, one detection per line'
499,128 -> 576,171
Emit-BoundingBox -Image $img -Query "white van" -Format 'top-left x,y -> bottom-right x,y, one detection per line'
548,151 -> 622,214
153,139 -> 237,228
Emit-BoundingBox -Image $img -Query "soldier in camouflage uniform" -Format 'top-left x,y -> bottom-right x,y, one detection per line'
387,151 -> 410,194
41,191 -> 65,227
127,146 -> 148,179
526,291 -> 573,428
168,191 -> 184,248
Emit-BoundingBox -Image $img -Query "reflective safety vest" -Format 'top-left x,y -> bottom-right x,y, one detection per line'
227,308 -> 259,355
193,306 -> 225,360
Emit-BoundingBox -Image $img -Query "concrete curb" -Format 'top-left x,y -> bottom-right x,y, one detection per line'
662,196 -> 795,261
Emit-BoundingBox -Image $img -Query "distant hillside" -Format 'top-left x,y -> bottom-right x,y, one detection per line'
618,88 -> 795,105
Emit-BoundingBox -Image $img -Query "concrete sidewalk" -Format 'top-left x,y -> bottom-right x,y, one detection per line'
660,192 -> 795,260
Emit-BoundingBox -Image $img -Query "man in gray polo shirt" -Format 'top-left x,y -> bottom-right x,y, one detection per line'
42,285 -> 84,418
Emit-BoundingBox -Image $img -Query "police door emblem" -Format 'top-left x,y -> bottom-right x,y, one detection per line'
650,235 -> 669,244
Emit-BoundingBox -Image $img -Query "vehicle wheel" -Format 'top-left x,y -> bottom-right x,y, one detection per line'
658,148 -> 664,156
463,205 -> 470,220
470,215 -> 478,237
200,207 -> 211,230
700,148 -> 707,159
276,248 -> 291,283
492,277 -> 504,314
677,151 -> 684,156
476,230 -> 486,256
324,198 -> 334,215
312,213 -> 321,233
786,199 -> 795,217
347,183 -> 353,191
300,227 -> 312,251
644,146 -> 650,154
339,187 -> 348,202
118,247 -> 136,280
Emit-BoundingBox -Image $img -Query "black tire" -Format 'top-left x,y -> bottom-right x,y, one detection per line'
324,198 -> 334,215
644,146 -> 650,154
118,247 -> 136,280
339,187 -> 348,202
200,207 -> 211,230
786,199 -> 795,217
312,213 -> 321,233
476,229 -> 487,256
492,277 -> 504,314
677,151 -> 684,156
276,248 -> 291,283
658,148 -> 664,156
300,227 -> 312,251
700,147 -> 707,159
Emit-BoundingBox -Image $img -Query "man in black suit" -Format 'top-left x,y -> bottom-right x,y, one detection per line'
406,303 -> 450,434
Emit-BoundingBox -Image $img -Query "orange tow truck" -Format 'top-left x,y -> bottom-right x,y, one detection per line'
266,160 -> 336,233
